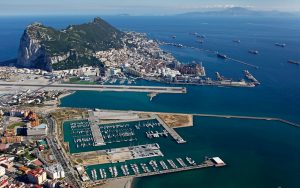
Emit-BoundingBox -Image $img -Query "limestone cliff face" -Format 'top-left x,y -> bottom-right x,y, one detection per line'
16,17 -> 123,71
17,30 -> 42,67
17,23 -> 70,71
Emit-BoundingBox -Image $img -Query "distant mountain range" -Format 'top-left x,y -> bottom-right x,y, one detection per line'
178,7 -> 295,17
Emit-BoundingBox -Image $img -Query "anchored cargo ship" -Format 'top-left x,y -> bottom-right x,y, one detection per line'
217,53 -> 228,59
244,70 -> 260,85
288,60 -> 300,65
248,50 -> 259,55
275,43 -> 286,47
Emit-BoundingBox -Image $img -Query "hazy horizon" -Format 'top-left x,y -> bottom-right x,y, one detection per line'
0,0 -> 300,16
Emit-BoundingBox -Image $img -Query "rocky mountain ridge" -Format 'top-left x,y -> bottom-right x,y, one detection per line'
17,17 -> 124,71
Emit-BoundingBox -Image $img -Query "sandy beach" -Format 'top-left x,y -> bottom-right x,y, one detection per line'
99,177 -> 134,188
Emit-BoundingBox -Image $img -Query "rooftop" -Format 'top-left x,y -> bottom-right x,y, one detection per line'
27,168 -> 45,177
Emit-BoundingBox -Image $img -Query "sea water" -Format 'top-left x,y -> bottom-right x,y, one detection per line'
1,15 -> 300,187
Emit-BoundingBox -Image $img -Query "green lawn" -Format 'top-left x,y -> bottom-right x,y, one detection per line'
24,151 -> 36,161
7,122 -> 25,130
66,77 -> 97,85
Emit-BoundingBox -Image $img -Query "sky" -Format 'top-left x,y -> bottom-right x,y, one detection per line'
0,0 -> 299,16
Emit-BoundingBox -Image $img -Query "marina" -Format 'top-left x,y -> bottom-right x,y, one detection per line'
63,117 -> 186,154
63,112 -> 227,185
86,156 -> 226,184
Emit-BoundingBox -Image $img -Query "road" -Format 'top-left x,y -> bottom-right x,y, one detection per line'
1,116 -> 9,134
46,117 -> 82,188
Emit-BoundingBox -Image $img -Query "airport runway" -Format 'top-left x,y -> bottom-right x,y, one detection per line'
0,83 -> 187,94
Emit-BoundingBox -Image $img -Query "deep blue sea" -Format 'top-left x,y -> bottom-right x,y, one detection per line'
1,15 -> 300,188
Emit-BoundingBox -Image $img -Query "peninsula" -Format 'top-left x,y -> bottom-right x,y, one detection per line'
4,17 -> 259,88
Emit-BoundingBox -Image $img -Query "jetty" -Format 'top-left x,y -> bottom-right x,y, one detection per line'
88,111 -> 105,146
86,157 -> 225,187
153,114 -> 186,143
92,109 -> 300,129
193,114 -> 300,128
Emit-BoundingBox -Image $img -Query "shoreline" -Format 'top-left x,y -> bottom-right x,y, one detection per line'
100,177 -> 134,188
57,90 -> 76,106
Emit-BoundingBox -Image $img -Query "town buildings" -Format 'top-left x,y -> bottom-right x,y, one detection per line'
27,168 -> 47,185
45,164 -> 65,179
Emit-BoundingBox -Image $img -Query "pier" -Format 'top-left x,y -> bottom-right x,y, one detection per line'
153,115 -> 186,143
92,109 -> 300,129
88,111 -> 105,146
148,92 -> 158,101
193,114 -> 300,128
87,158 -> 223,187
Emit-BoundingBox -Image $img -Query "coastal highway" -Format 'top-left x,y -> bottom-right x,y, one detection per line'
46,117 -> 82,188
0,83 -> 186,94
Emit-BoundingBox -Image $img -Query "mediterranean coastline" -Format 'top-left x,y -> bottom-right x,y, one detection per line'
0,14 -> 300,188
